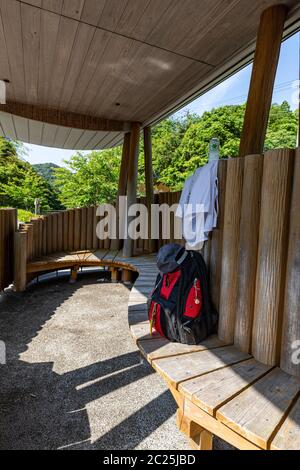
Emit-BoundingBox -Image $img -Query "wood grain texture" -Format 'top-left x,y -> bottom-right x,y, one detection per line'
0,102 -> 130,132
183,398 -> 261,450
1,0 -> 298,131
139,335 -> 226,363
271,395 -> 300,450
123,123 -> 141,257
179,358 -> 271,416
13,230 -> 27,292
144,126 -> 156,253
280,148 -> 300,376
252,149 -> 294,366
239,5 -> 287,156
218,157 -> 244,343
234,155 -> 263,352
73,208 -> 81,251
216,368 -> 300,449
153,346 -> 250,388
110,132 -> 130,250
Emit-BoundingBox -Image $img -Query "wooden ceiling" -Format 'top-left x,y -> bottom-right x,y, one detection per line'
0,0 -> 299,149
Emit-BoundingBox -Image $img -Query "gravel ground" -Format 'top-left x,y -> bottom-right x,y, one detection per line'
0,272 -> 190,450
0,271 -> 232,450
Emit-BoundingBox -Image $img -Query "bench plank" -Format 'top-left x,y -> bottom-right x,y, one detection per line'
139,335 -> 227,362
130,321 -> 161,341
179,358 -> 272,416
271,395 -> 300,450
153,346 -> 251,387
216,368 -> 300,449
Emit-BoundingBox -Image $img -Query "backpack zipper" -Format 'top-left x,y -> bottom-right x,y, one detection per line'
150,303 -> 157,336
194,278 -> 201,304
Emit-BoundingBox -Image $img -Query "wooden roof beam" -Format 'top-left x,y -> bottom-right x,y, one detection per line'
0,101 -> 132,133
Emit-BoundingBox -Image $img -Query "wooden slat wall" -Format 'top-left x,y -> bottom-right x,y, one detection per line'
0,208 -> 17,291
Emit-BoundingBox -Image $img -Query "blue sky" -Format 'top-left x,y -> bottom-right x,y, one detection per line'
25,32 -> 299,167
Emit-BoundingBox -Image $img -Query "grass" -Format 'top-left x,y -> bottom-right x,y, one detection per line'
0,207 -> 36,222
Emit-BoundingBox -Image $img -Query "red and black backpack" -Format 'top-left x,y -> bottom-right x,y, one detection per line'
148,244 -> 218,345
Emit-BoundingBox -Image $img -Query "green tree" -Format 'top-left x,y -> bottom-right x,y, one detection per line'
53,148 -> 121,208
0,137 -> 60,211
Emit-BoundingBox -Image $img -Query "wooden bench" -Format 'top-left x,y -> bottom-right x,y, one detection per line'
128,256 -> 300,451
128,148 -> 300,450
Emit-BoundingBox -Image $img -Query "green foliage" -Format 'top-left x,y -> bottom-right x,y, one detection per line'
0,138 -> 61,212
1,101 -> 298,211
17,208 -> 36,223
53,148 -> 121,208
33,163 -> 60,185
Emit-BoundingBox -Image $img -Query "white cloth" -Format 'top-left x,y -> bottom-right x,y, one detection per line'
176,161 -> 219,248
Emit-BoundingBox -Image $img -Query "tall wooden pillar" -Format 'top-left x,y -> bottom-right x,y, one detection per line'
111,132 -> 130,251
144,126 -> 156,253
239,5 -> 287,157
123,122 -> 141,258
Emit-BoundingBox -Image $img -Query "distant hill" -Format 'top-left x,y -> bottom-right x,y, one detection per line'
33,163 -> 60,186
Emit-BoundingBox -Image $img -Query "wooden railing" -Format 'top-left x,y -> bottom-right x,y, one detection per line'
0,208 -> 17,291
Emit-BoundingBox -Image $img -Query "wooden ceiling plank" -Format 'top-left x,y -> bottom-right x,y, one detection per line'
0,0 -> 25,102
23,0 -> 41,7
58,21 -> 96,110
48,15 -> 79,108
80,0 -> 106,26
106,133 -> 123,149
53,125 -> 71,148
85,131 -> 107,150
13,115 -> 29,143
114,0 -> 150,37
75,33 -> 135,115
63,127 -> 85,149
42,0 -> 63,15
0,4 -> 12,93
73,129 -> 97,150
62,0 -> 85,21
63,27 -> 111,113
0,111 -> 17,139
38,8 -> 61,104
21,2 -> 41,103
41,122 -> 57,147
126,59 -> 210,122
97,0 -> 128,32
88,38 -> 145,116
28,118 -> 43,144
130,0 -> 174,42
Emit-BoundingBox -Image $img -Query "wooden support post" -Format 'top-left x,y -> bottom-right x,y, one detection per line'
110,267 -> 119,283
111,132 -> 130,251
122,269 -> 132,284
280,148 -> 300,376
218,158 -> 244,343
252,149 -> 294,366
176,408 -> 213,450
123,123 -> 141,258
239,5 -> 287,157
234,155 -> 263,353
144,126 -> 156,253
13,231 -> 27,292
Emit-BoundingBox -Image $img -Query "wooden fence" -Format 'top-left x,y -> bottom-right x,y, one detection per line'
0,208 -> 17,291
